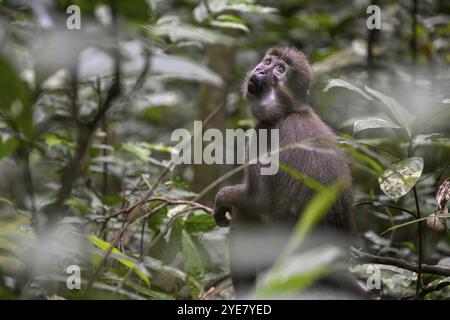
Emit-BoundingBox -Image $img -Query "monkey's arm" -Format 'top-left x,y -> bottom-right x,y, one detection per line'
213,184 -> 246,227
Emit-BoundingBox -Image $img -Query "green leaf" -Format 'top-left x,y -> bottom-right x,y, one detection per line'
43,133 -> 75,150
0,137 -> 18,159
353,117 -> 401,134
65,198 -> 90,212
364,86 -> 414,137
378,157 -> 424,201
89,235 -> 150,286
143,255 -> 186,281
145,107 -> 164,124
147,204 -> 168,232
150,16 -> 234,45
323,79 -> 414,137
121,142 -> 151,162
181,230 -> 204,275
70,0 -> 153,21
223,3 -> 277,14
412,133 -> 450,149
124,281 -> 175,300
101,195 -> 125,206
145,143 -> 173,154
116,0 -> 153,22
323,78 -> 373,100
151,54 -> 223,87
193,1 -> 276,22
210,20 -> 249,33
185,213 -> 216,233
0,56 -> 33,140
0,197 -> 32,220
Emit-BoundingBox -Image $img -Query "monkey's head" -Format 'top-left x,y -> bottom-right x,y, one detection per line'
243,47 -> 312,122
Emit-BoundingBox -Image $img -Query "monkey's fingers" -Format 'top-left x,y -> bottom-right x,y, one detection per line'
213,206 -> 231,227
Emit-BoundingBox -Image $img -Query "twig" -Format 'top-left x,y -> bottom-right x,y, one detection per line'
412,186 -> 423,297
420,280 -> 450,297
22,150 -> 37,223
354,201 -> 417,218
351,247 -> 450,277
408,138 -> 423,298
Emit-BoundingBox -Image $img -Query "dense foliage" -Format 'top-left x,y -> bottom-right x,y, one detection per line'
0,0 -> 449,300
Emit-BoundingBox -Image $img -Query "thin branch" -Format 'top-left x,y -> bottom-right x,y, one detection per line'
413,186 -> 423,297
22,150 -> 37,223
354,201 -> 417,218
421,280 -> 450,297
351,247 -> 450,277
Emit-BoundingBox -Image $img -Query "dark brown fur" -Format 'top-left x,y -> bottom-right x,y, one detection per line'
214,47 -> 356,296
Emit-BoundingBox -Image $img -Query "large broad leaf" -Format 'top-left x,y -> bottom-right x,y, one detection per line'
89,236 -> 150,286
150,16 -> 234,45
322,78 -> 373,100
212,14 -> 249,32
181,230 -> 204,299
193,0 -> 276,22
353,117 -> 401,134
185,213 -> 216,233
181,230 -> 204,275
323,79 -> 414,137
378,157 -> 424,201
364,86 -> 414,137
151,55 -> 223,87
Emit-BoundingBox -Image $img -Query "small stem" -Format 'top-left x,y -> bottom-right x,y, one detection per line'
413,186 -> 423,298
408,140 -> 422,298
23,150 -> 37,222
354,201 -> 417,218
139,217 -> 147,256
411,0 -> 418,67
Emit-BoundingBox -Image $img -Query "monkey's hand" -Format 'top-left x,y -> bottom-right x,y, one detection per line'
214,186 -> 242,227
213,205 -> 232,227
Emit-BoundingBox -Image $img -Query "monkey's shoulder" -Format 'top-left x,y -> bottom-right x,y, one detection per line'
276,111 -> 335,141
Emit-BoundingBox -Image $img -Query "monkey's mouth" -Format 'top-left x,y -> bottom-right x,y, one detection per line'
247,75 -> 269,97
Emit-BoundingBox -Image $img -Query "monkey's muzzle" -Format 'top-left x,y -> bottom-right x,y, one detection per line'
247,72 -> 270,96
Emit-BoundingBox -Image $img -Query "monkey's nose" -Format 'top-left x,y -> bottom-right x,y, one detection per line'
255,71 -> 266,78
248,75 -> 261,95
248,71 -> 268,96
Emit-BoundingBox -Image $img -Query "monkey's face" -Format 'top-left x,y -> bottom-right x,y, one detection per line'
243,54 -> 288,121
243,47 -> 312,122
246,55 -> 287,97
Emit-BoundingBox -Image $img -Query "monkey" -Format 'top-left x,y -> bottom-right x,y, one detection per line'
213,47 -> 358,297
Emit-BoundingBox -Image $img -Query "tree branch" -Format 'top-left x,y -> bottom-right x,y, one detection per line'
351,247 -> 450,277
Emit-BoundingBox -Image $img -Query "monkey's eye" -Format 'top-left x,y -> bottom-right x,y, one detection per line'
276,65 -> 286,73
263,58 -> 271,65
